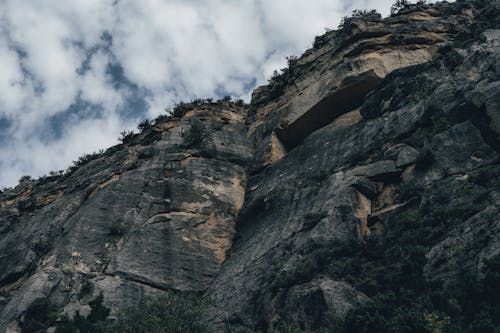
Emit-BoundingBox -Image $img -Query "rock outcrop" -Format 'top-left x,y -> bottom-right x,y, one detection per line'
0,103 -> 254,331
1,1 -> 500,332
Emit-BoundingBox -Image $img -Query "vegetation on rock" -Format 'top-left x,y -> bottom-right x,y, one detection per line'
41,292 -> 210,333
182,118 -> 208,148
1,1 -> 500,333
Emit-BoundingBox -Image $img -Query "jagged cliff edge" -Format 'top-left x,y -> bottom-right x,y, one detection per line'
1,1 -> 500,332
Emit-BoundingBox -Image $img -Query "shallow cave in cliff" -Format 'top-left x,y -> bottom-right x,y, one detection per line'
275,70 -> 382,150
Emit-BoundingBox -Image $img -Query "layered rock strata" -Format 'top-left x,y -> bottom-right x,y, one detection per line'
1,1 -> 500,332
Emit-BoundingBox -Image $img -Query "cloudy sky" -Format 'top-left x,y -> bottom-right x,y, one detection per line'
0,0 -> 417,188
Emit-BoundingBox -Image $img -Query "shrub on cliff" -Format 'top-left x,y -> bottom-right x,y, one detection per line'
390,0 -> 428,16
390,0 -> 411,15
182,119 -> 207,148
338,9 -> 381,33
351,9 -> 380,18
137,119 -> 152,131
101,292 -> 210,333
21,298 -> 58,333
18,175 -> 32,183
267,56 -> 297,99
40,292 -> 209,333
118,130 -> 135,144
55,293 -> 110,333
337,239 -> 500,333
68,150 -> 105,173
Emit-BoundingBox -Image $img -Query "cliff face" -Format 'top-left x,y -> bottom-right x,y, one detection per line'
0,103 -> 254,331
1,1 -> 500,332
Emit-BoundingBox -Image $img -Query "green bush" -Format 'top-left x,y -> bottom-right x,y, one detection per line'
266,56 -> 297,99
18,175 -> 33,183
332,243 -> 449,333
390,0 -> 411,15
21,298 -> 58,333
153,114 -> 169,125
337,243 -> 500,333
78,280 -> 93,299
55,293 -> 110,333
31,238 -> 53,256
273,182 -> 500,332
118,130 -> 135,144
182,119 -> 207,148
101,292 -> 210,333
351,9 -> 380,18
67,150 -> 105,174
52,291 -> 210,333
107,224 -> 126,237
137,119 -> 152,131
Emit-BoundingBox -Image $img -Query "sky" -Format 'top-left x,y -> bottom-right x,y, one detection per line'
0,0 -> 422,188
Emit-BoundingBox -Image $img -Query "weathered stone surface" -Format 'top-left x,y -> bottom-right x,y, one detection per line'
395,145 -> 420,167
205,2 -> 500,331
279,278 -> 369,331
205,92 -> 429,331
352,160 -> 402,182
424,205 -> 500,289
472,79 -> 500,136
0,103 -> 253,331
1,1 -> 500,332
429,121 -> 498,174
275,70 -> 382,149
248,1 -> 476,168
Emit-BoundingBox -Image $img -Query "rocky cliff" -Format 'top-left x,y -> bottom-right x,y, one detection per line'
1,1 -> 500,332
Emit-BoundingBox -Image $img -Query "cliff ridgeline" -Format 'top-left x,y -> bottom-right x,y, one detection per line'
1,0 -> 500,332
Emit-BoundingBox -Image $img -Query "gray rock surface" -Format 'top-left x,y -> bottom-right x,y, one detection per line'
1,1 -> 500,332
0,103 -> 254,331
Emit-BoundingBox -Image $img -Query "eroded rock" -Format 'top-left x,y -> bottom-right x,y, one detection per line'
1,1 -> 500,332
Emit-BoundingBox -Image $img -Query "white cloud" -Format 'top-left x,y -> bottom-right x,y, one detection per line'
0,37 -> 25,113
0,0 -> 431,188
